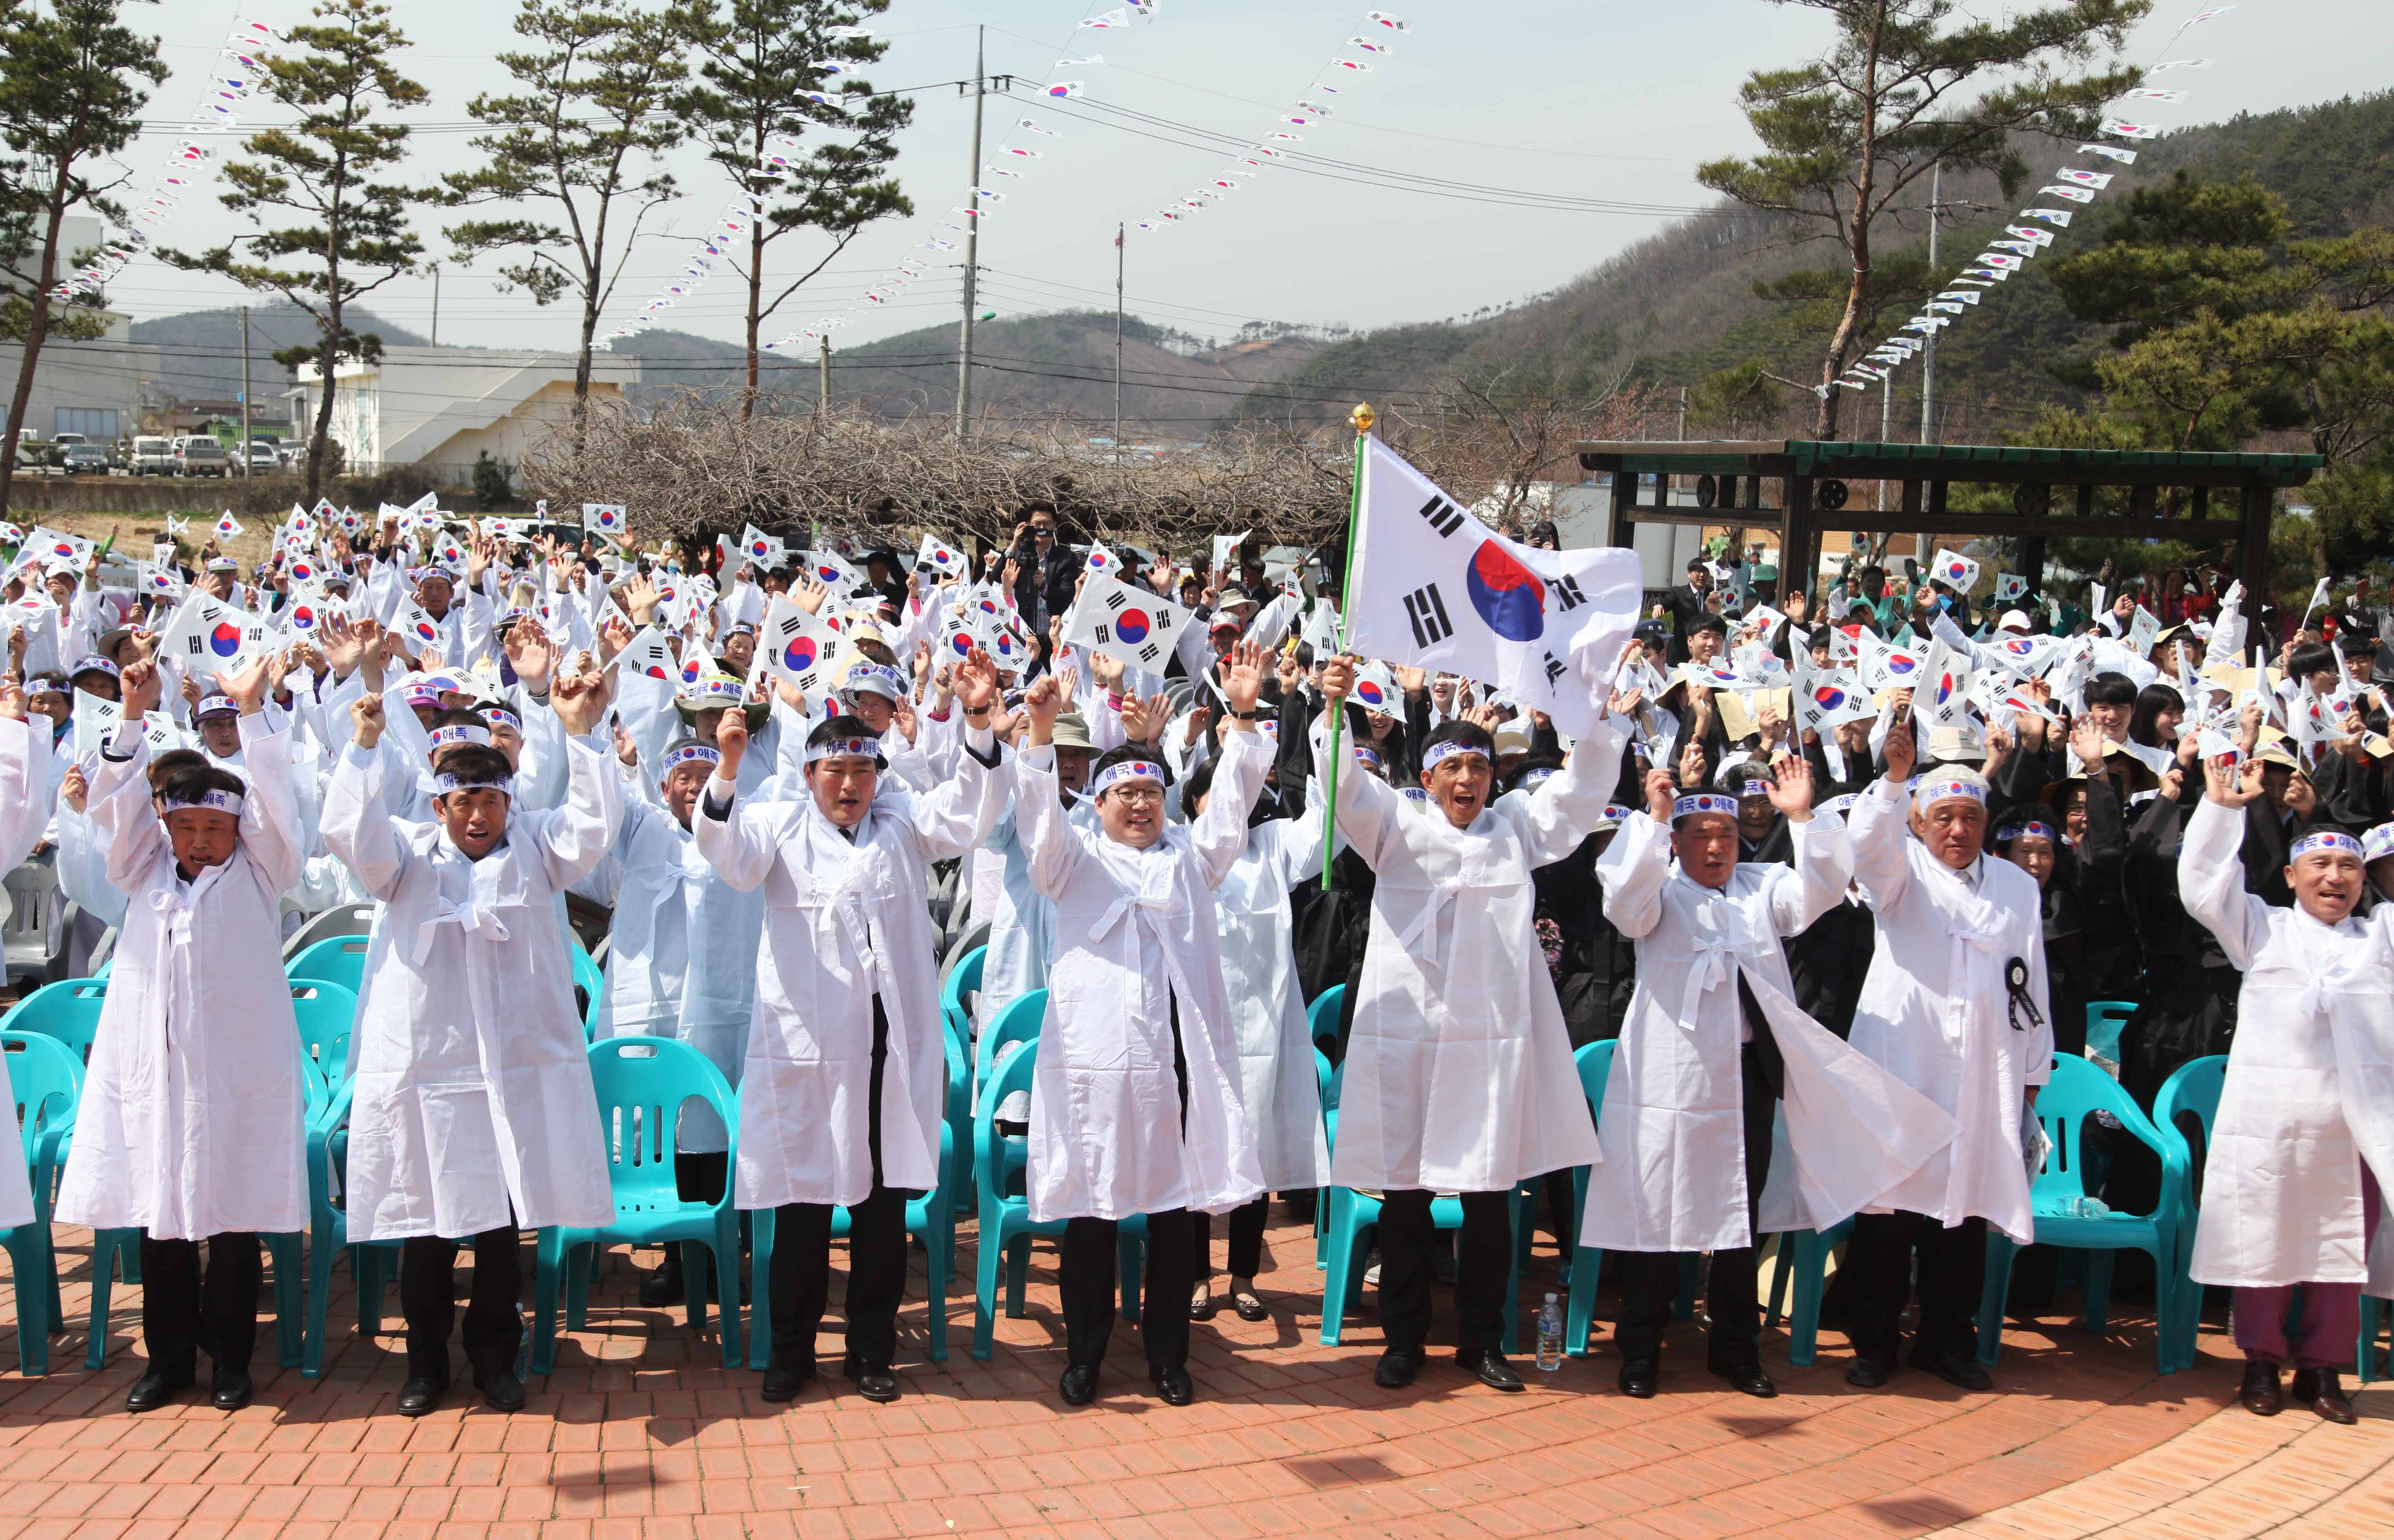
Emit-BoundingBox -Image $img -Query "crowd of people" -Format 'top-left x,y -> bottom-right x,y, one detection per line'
0,506 -> 2388,1433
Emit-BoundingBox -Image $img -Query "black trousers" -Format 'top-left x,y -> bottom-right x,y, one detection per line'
399,1222 -> 523,1385
769,996 -> 911,1375
1193,1197 -> 1267,1281
1845,1210 -> 1989,1368
1615,1041 -> 1779,1370
140,1231 -> 261,1376
1378,1188 -> 1514,1361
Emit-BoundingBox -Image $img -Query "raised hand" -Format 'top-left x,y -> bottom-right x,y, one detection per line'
1881,713 -> 1916,781
59,764 -> 88,815
793,576 -> 830,616
1318,654 -> 1354,705
2068,715 -> 2105,767
953,646 -> 1000,714
1644,765 -> 1676,822
222,650 -> 273,715
712,700 -> 749,779
893,692 -> 918,746
1021,669 -> 1064,744
504,618 -> 555,690
351,692 -> 386,748
1767,753 -> 1815,820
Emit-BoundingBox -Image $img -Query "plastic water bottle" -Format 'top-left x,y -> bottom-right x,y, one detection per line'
2060,1195 -> 2112,1219
1536,1293 -> 1564,1372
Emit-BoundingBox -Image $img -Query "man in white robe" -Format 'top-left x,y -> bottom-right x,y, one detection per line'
1314,658 -> 1629,1394
1843,726 -> 2051,1390
2180,763 -> 2391,1424
323,668 -> 622,1417
693,650 -> 1008,1405
1015,642 -> 1274,1408
1593,758 -> 1956,1399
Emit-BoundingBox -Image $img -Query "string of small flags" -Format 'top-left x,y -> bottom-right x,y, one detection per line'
1831,5 -> 2237,398
1132,11 -> 1409,235
52,18 -> 287,302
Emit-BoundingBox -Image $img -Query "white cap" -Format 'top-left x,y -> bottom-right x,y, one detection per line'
1999,609 -> 2032,632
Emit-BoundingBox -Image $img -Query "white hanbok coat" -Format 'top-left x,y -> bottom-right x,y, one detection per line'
577,794 -> 767,1153
323,736 -> 622,1242
1321,718 -> 1626,1194
692,726 -> 1007,1209
1216,798 -> 1334,1192
1018,728 -> 1272,1221
2179,797 -> 2394,1292
1586,811 -> 1957,1253
1846,778 -> 2052,1243
55,716 -> 307,1239
0,716 -> 55,1228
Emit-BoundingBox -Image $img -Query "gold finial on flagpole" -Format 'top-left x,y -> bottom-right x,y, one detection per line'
1351,402 -> 1375,434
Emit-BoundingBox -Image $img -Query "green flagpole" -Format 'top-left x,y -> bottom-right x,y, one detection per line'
1323,402 -> 1373,890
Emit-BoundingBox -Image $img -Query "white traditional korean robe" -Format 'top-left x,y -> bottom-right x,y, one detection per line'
1216,797 -> 1333,1192
1586,810 -> 1957,1252
323,735 -> 623,1242
55,715 -> 307,1239
1321,718 -> 1627,1194
0,715 -> 55,1227
1846,777 -> 2052,1243
2180,798 -> 2394,1292
692,725 -> 1007,1208
576,794 -> 767,1153
1018,727 -> 1272,1221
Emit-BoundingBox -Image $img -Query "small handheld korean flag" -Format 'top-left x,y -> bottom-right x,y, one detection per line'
803,548 -> 862,593
740,523 -> 786,568
1211,529 -> 1250,577
2127,603 -> 2162,658
1346,436 -> 1641,738
1346,659 -> 1401,716
29,527 -> 95,574
1995,573 -> 2029,602
1920,637 -> 1974,732
616,626 -> 676,683
916,533 -> 966,580
214,509 -> 244,541
72,689 -> 124,759
757,597 -> 841,698
282,582 -> 329,635
1927,549 -> 1980,593
159,592 -> 273,677
1083,540 -> 1122,577
583,502 -> 627,538
5,595 -> 62,675
1863,634 -> 1926,692
1064,571 -> 1191,672
393,598 -> 445,659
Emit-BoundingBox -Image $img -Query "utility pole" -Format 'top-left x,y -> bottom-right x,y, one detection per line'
819,336 -> 831,414
1113,223 -> 1124,461
429,263 -> 441,347
954,26 -> 988,439
239,306 -> 253,479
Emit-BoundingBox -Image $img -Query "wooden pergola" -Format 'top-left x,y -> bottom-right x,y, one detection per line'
1573,440 -> 2324,598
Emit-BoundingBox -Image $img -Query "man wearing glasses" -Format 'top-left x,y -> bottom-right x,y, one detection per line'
1010,510 -> 1079,633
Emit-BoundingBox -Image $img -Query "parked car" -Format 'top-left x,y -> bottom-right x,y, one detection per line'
245,441 -> 279,472
129,435 -> 176,475
172,435 -> 230,478
61,443 -> 111,475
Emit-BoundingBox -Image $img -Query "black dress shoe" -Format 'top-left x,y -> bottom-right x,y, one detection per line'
639,1260 -> 685,1308
475,1372 -> 527,1413
1058,1363 -> 1099,1406
1149,1365 -> 1195,1406
2239,1360 -> 2283,1416
1460,1349 -> 1525,1392
1618,1358 -> 1658,1399
1373,1349 -> 1422,1389
125,1366 -> 194,1413
1710,1361 -> 1777,1398
759,1364 -> 814,1403
1187,1290 -> 1217,1321
1844,1358 -> 1891,1389
1912,1351 -> 1994,1392
2292,1368 -> 2356,1425
1229,1286 -> 1269,1322
842,1358 -> 900,1404
396,1377 -> 446,1417
210,1365 -> 254,1411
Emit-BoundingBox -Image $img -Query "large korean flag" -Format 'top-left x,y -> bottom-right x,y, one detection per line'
157,592 -> 274,678
1347,436 -> 1641,737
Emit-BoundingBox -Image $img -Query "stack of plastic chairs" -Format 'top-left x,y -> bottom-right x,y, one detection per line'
1305,985 -> 1344,1062
287,936 -> 371,997
530,1038 -> 744,1374
2,1031 -> 81,1373
2153,1054 -> 2226,1373
288,980 -> 356,1085
571,942 -> 604,1040
1975,1053 -> 2186,1374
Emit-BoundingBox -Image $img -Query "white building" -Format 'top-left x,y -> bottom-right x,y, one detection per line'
0,216 -> 157,447
287,346 -> 641,484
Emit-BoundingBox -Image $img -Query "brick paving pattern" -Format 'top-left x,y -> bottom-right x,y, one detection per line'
0,1213 -> 2386,1540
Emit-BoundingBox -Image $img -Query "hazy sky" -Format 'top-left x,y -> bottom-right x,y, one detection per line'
97,0 -> 2389,353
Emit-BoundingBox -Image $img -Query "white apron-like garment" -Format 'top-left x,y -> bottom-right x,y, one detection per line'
580,796 -> 766,1153
55,718 -> 308,1238
1320,717 -> 1627,1195
692,726 -> 1007,1209
1846,778 -> 2052,1243
977,782 -> 1100,1019
0,717 -> 58,1227
1216,803 -> 1333,1192
322,737 -> 623,1242
2180,797 -> 2394,1292
1585,810 -> 1957,1252
1018,729 -> 1272,1221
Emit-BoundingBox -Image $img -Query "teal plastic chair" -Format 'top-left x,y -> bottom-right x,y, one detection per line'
570,942 -> 603,1032
287,936 -> 370,996
2084,1000 -> 2137,1066
940,944 -> 987,1051
300,1077 -> 417,1377
746,1041 -> 963,1368
972,988 -> 1046,1114
2152,1054 -> 2226,1375
1,980 -> 133,1310
531,1037 -> 743,1374
1305,985 -> 1345,1060
1562,1041 -> 1618,1355
969,1040 -> 1146,1360
0,978 -> 108,1067
1975,1053 -> 2185,1373
1761,1216 -> 1855,1367
3,1031 -> 81,1374
288,980 -> 356,1086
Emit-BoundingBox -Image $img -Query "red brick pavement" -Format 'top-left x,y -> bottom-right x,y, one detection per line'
0,1212 -> 2386,1540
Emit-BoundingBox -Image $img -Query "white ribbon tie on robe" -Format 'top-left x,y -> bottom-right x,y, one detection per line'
415,894 -> 512,963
